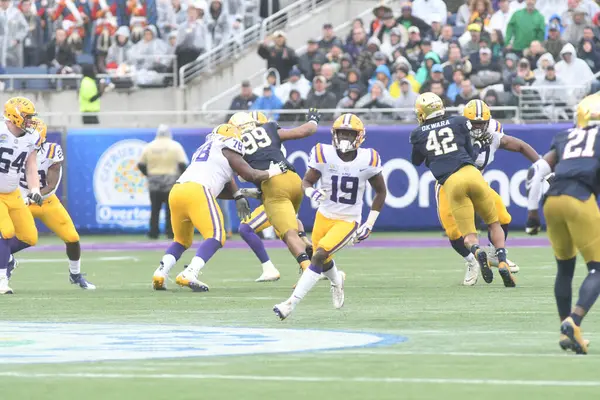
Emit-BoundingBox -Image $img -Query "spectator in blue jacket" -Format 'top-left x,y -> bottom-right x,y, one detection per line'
251,84 -> 284,120
225,80 -> 257,122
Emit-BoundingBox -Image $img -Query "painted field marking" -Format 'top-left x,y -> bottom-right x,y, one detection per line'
0,372 -> 598,387
335,350 -> 599,358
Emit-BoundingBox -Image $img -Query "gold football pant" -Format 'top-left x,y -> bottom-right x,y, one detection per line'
0,189 -> 37,245
29,194 -> 79,243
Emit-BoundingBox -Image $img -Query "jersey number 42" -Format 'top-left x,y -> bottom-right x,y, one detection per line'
426,128 -> 458,156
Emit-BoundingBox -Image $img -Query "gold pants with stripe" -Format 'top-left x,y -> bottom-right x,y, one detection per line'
311,211 -> 358,263
260,171 -> 303,237
0,189 -> 37,245
169,182 -> 225,248
436,182 -> 511,240
544,194 -> 600,262
441,165 -> 498,237
29,194 -> 79,243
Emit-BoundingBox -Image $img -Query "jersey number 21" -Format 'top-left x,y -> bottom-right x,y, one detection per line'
426,127 -> 458,156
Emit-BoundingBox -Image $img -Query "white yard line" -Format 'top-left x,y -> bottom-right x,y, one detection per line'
335,350 -> 598,358
0,372 -> 598,387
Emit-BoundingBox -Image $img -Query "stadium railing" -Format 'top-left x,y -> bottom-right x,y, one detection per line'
0,55 -> 177,91
519,84 -> 589,122
178,0 -> 336,87
200,0 -> 390,115
37,106 -> 520,127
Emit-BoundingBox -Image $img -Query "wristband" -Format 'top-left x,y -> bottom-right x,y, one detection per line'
366,210 -> 380,228
233,190 -> 243,200
308,120 -> 318,126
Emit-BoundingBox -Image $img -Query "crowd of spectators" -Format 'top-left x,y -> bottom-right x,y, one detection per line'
230,0 -> 600,121
0,0 -> 278,87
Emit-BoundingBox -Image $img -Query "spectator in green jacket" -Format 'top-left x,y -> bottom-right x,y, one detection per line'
505,0 -> 546,55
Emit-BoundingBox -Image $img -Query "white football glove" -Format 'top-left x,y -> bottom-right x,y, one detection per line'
27,189 -> 43,206
233,190 -> 251,220
304,187 -> 327,203
353,210 -> 380,244
267,161 -> 289,178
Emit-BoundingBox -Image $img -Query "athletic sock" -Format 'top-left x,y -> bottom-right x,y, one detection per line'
555,258 -> 576,321
69,259 -> 81,274
450,237 -> 470,258
495,248 -> 507,263
572,261 -> 600,325
239,223 -> 270,263
289,266 -> 322,307
322,260 -> 342,286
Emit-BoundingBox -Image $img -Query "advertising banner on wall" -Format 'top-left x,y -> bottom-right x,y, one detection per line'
66,124 -> 570,233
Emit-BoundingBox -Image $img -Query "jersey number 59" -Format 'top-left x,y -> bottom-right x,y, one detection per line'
426,127 -> 458,156
242,128 -> 272,155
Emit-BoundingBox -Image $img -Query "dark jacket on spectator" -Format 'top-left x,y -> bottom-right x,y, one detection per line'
258,43 -> 298,81
545,37 -> 567,62
44,39 -> 76,67
226,93 -> 258,121
327,73 -> 348,101
396,15 -> 430,36
280,91 -> 306,122
319,36 -> 344,52
306,90 -> 338,115
345,68 -> 366,96
345,38 -> 366,63
578,39 -> 600,73
298,49 -> 325,80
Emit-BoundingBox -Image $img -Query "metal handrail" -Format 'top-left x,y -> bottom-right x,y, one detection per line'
200,0 -> 393,113
179,0 -> 331,87
519,84 -> 588,122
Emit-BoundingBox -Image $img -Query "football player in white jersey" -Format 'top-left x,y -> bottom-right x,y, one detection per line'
0,97 -> 43,295
152,123 -> 288,291
10,118 -> 95,289
436,99 -> 540,285
274,113 -> 387,320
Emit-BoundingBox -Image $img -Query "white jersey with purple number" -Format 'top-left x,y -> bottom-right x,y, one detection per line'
177,136 -> 244,196
0,122 -> 41,194
308,143 -> 382,223
473,118 -> 504,170
19,142 -> 64,198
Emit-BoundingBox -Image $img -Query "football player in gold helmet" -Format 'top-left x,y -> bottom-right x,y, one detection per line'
9,117 -> 95,289
0,97 -> 43,294
411,93 -> 515,288
525,94 -> 600,355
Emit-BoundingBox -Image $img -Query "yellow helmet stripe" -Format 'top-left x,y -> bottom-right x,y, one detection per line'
475,100 -> 482,119
343,113 -> 352,126
316,143 -> 326,163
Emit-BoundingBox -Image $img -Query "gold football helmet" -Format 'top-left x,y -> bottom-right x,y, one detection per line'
415,92 -> 445,124
228,112 -> 256,133
29,117 -> 47,145
250,111 -> 269,126
3,97 -> 37,131
331,113 -> 365,153
212,123 -> 242,140
575,93 -> 600,128
463,99 -> 491,139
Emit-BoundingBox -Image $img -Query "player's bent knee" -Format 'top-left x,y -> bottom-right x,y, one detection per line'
238,223 -> 253,238
312,248 -> 329,266
0,225 -> 16,240
499,211 -> 512,225
176,239 -> 193,250
446,228 -> 462,241
20,231 -> 38,246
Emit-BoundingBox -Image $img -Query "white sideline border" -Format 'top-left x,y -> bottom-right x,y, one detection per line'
0,372 -> 598,387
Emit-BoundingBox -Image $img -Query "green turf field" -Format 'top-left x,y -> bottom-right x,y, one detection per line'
1,233 -> 599,400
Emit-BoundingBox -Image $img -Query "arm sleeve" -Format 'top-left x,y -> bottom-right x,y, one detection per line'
222,137 -> 245,155
411,145 -> 425,166
49,143 -> 65,164
367,149 -> 383,178
526,158 -> 553,211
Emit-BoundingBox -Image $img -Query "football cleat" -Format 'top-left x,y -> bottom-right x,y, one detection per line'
475,248 -> 493,283
506,259 -> 520,274
175,268 -> 209,292
255,269 -> 281,282
487,246 -> 520,273
331,280 -> 344,309
463,260 -> 479,286
559,334 -> 590,352
6,255 -> 18,280
152,262 -> 169,290
497,261 -> 516,287
69,273 -> 96,290
0,276 -> 13,294
273,301 -> 294,320
560,317 -> 588,354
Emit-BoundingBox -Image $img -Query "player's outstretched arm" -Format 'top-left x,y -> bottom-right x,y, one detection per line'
25,151 -> 42,206
525,150 -> 558,234
355,173 -> 386,243
223,149 -> 286,184
278,108 -> 321,141
302,168 -> 326,203
41,162 -> 62,198
500,135 -> 540,162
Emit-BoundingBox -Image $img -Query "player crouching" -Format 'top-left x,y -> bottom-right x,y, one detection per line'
274,113 -> 387,320
11,117 -> 95,289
